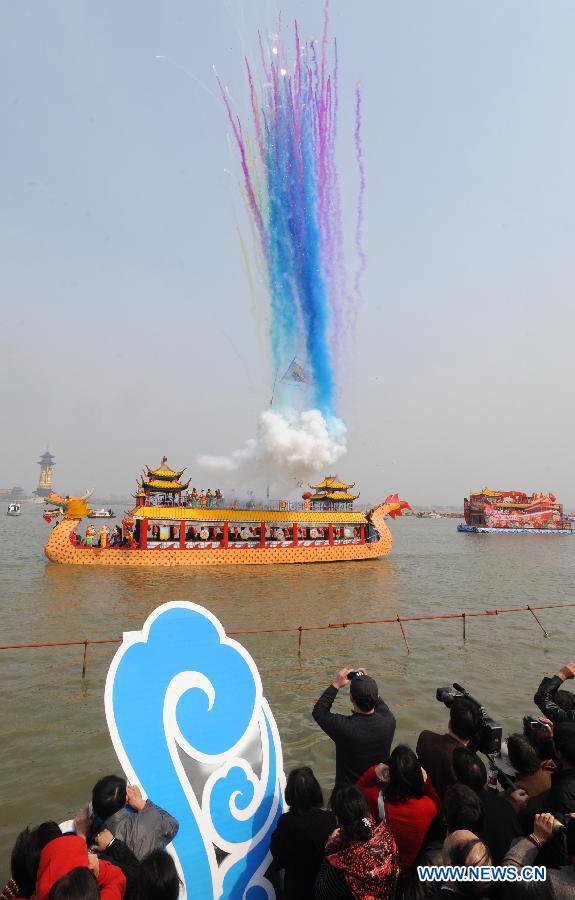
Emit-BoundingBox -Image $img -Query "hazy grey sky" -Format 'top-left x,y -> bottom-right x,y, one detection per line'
2,1 -> 575,506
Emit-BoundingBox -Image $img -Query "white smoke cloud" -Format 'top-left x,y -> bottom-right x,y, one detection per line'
197,409 -> 347,480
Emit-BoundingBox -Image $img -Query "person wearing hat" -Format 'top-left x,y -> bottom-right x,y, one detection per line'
312,668 -> 396,796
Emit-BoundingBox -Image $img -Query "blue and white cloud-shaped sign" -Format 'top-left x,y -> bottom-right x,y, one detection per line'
104,602 -> 285,899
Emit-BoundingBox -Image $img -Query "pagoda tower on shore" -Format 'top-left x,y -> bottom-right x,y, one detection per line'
34,451 -> 55,498
308,475 -> 359,509
135,457 -> 190,506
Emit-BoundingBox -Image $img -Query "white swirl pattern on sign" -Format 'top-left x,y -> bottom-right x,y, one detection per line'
105,602 -> 285,899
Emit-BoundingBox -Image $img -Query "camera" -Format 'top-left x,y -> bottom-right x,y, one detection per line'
523,715 -> 550,734
436,682 -> 502,756
347,670 -> 366,681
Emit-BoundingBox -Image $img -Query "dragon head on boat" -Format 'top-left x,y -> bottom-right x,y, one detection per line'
384,494 -> 412,519
44,489 -> 93,520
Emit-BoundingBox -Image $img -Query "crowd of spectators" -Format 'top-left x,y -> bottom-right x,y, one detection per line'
5,659 -> 575,898
1,779 -> 179,900
271,660 -> 575,899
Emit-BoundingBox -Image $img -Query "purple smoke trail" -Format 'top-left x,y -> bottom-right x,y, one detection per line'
327,37 -> 347,352
245,58 -> 264,160
354,84 -> 367,310
216,75 -> 266,246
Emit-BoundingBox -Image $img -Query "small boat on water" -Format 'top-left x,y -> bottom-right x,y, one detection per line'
88,508 -> 116,519
7,503 -> 21,516
42,458 -> 410,567
458,488 -> 572,535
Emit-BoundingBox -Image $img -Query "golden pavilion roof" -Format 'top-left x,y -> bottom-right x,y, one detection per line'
310,475 -> 355,491
312,490 -> 360,502
145,457 -> 186,481
139,457 -> 189,493
141,477 -> 191,493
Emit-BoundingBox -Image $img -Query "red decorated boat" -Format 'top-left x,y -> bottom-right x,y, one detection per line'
459,488 -> 572,535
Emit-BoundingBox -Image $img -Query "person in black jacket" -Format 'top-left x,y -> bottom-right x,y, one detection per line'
546,723 -> 575,815
270,767 -> 336,900
452,747 -> 523,863
90,827 -> 140,894
534,661 -> 575,725
416,699 -> 482,800
312,668 -> 396,795
73,800 -> 140,893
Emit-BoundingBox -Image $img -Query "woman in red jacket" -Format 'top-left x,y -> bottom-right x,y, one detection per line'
357,744 -> 441,872
35,835 -> 125,900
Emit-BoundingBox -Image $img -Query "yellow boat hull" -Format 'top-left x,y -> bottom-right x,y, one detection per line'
44,503 -> 393,567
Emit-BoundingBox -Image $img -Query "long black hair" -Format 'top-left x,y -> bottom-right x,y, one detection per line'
137,849 -> 181,900
386,745 -> 424,803
11,821 -> 61,896
331,786 -> 372,843
49,867 -> 99,900
285,766 -> 324,815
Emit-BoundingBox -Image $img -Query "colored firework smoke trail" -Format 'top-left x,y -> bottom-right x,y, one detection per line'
354,86 -> 367,309
217,5 -> 363,417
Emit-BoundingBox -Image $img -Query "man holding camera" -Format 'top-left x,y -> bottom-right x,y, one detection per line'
534,661 -> 575,725
416,698 -> 482,799
503,813 -> 575,898
312,668 -> 396,794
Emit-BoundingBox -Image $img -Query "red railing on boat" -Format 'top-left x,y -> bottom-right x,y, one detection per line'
74,521 -> 368,550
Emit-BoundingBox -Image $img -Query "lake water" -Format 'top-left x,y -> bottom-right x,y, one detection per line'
2,505 -> 575,877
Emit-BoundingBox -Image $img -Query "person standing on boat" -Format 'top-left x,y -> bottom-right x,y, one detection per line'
312,668 -> 396,797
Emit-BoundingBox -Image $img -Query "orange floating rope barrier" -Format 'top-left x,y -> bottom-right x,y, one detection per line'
1,601 -> 575,677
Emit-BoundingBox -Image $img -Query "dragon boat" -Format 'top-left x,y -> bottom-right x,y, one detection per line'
43,459 -> 409,567
458,488 -> 572,535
